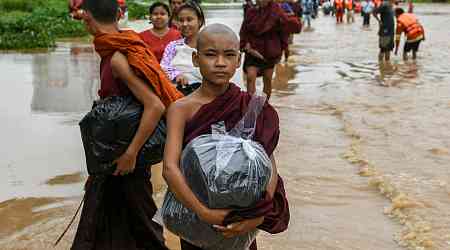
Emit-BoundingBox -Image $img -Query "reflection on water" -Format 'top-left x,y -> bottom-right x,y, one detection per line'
31,45 -> 99,113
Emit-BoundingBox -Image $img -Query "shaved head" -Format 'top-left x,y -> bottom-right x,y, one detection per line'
196,23 -> 239,51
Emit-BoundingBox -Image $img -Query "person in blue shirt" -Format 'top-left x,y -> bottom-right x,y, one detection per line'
302,0 -> 314,28
361,0 -> 375,27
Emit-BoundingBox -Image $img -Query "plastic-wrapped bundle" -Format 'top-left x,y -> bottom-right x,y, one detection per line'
161,94 -> 272,250
79,96 -> 166,176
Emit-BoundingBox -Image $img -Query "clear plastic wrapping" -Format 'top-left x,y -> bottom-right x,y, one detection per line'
161,94 -> 272,250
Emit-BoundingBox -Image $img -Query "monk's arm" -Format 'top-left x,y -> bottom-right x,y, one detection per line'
110,52 -> 165,173
163,103 -> 228,225
266,155 -> 279,199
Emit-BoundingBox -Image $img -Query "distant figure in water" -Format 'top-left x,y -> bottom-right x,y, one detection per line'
346,0 -> 355,23
334,0 -> 345,23
361,0 -> 375,27
394,7 -> 425,60
302,0 -> 315,28
240,0 -> 301,98
408,0 -> 414,13
373,0 -> 395,62
277,0 -> 297,62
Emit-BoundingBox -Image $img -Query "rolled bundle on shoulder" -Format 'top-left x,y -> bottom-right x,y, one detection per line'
79,96 -> 166,176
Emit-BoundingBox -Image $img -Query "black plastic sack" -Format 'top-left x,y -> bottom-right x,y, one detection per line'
79,96 -> 166,176
160,94 -> 272,250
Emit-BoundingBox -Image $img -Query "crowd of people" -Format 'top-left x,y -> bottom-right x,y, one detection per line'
296,0 -> 424,62
66,0 -> 425,249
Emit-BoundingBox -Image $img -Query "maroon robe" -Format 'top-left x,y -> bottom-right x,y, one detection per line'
240,2 -> 301,65
71,51 -> 168,250
181,83 -> 290,250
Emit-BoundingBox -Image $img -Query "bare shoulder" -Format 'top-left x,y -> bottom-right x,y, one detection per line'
167,94 -> 206,121
110,51 -> 127,67
110,51 -> 131,77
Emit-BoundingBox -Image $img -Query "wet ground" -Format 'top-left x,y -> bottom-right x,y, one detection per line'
1,4 -> 449,250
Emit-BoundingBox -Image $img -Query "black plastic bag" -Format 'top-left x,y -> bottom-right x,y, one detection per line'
79,96 -> 166,176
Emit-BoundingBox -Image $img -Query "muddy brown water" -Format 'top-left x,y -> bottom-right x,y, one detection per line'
1,4 -> 449,250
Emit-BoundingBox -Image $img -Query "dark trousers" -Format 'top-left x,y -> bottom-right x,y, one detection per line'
363,13 -> 370,26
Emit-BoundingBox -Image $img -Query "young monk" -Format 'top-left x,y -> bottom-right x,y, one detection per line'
163,23 -> 290,250
139,2 -> 181,62
240,0 -> 301,98
69,0 -> 183,249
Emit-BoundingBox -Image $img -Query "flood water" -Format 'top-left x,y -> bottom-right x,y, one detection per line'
1,4 -> 450,250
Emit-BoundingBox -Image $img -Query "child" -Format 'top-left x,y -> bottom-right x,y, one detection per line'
69,0 -> 183,249
240,0 -> 301,98
163,24 -> 290,250
139,2 -> 181,63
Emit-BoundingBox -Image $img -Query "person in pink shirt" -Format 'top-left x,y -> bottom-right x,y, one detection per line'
140,2 -> 182,62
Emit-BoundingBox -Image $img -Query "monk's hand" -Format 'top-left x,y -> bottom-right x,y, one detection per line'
175,75 -> 189,86
248,49 -> 265,61
200,208 -> 230,225
213,217 -> 264,238
113,150 -> 136,176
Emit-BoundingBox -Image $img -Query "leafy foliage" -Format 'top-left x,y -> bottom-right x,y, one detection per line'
0,0 -> 87,50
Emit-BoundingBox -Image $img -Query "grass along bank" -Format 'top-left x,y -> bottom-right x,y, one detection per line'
0,0 -> 87,50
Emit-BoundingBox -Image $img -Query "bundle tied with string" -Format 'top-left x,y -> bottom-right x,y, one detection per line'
161,94 -> 273,250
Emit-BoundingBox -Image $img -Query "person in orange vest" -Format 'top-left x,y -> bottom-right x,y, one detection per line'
373,0 -> 381,7
334,0 -> 345,23
346,0 -> 355,23
394,8 -> 425,60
